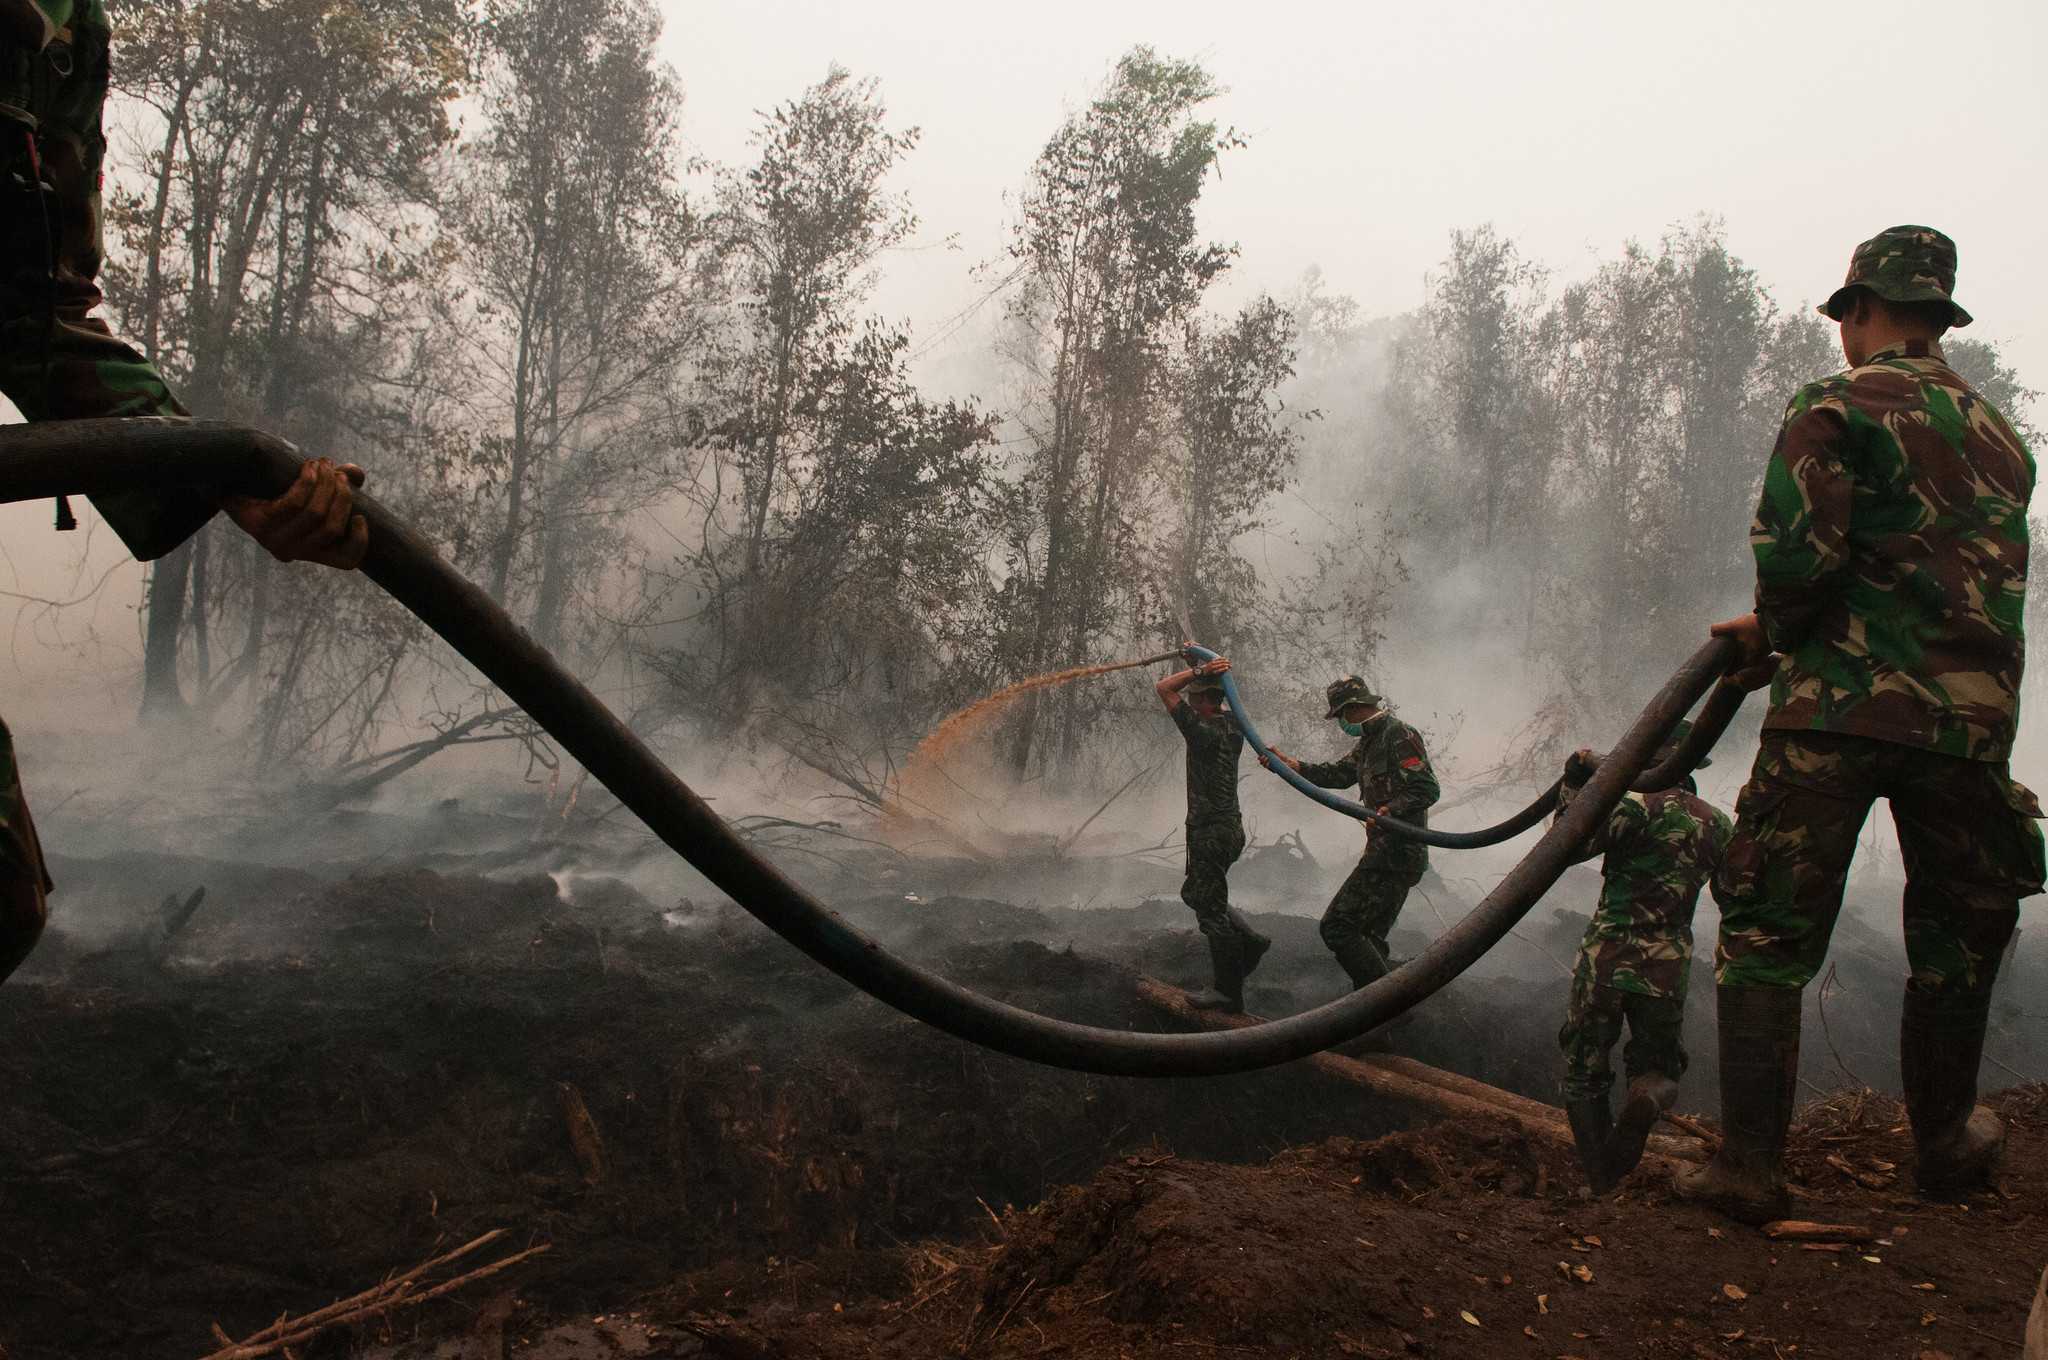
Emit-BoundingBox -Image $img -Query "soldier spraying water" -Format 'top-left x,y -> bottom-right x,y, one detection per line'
1156,653 -> 1270,1012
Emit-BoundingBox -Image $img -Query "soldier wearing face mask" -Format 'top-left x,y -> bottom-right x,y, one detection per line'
1262,677 -> 1439,989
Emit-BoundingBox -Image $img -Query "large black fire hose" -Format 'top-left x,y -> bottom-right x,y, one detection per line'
0,420 -> 1736,1077
1187,643 -> 1747,848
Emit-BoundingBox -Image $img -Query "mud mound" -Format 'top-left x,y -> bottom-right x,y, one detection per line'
971,1121 -> 1563,1348
640,1091 -> 2048,1360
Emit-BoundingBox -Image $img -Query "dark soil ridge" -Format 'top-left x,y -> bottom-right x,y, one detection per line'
0,863 -> 1421,1360
634,1087 -> 2048,1360
4,852 -> 2041,1359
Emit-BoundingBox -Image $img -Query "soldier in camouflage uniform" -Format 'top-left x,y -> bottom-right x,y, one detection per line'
0,0 -> 370,984
1157,654 -> 1270,1012
1552,725 -> 1732,1192
1678,226 -> 2043,1222
1264,676 -> 1439,988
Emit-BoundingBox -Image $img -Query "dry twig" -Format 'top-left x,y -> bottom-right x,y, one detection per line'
198,1229 -> 550,1360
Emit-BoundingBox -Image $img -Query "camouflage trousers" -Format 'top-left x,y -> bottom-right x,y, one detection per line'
1320,840 -> 1426,960
1558,963 -> 1686,1101
1715,731 -> 2045,992
1181,819 -> 1249,942
0,718 -> 52,983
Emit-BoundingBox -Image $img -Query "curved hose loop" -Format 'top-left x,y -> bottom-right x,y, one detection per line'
1629,677 -> 1748,791
1189,643 -> 1747,847
0,419 -> 1735,1076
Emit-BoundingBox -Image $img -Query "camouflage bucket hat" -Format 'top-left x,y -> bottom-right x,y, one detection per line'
1820,225 -> 1972,327
1324,675 -> 1382,719
1186,674 -> 1227,697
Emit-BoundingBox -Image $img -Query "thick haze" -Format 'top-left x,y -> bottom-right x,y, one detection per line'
1,0 -> 2042,727
668,0 -> 2046,404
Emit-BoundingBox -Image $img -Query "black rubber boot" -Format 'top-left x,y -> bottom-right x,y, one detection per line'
1566,1093 -> 1621,1194
1673,985 -> 1800,1224
1186,932 -> 1246,1012
1332,937 -> 1391,990
1228,908 -> 1272,984
1610,1073 -> 1679,1181
1901,980 -> 2005,1197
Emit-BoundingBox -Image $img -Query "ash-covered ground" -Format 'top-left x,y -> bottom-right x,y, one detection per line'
2,758 -> 2043,1358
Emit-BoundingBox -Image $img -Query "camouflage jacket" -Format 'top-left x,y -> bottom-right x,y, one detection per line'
2,0 -> 211,559
1557,780 -> 1733,1000
1171,701 -> 1243,829
1752,340 -> 2033,762
1297,713 -> 1440,845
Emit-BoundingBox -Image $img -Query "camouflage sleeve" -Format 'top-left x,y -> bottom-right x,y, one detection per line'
0,315 -> 215,560
1168,699 -> 1196,740
1708,804 -> 1735,866
1554,781 -> 1649,865
1385,722 -> 1439,817
1296,743 -> 1360,789
0,0 -> 217,561
1752,384 -> 1853,653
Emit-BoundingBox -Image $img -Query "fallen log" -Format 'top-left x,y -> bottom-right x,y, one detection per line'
1135,976 -> 1706,1164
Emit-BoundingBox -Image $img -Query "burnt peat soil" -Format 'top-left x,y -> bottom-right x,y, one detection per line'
0,849 -> 2040,1359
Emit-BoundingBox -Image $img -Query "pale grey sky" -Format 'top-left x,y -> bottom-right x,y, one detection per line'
664,0 -> 2047,399
3,0 -> 2043,718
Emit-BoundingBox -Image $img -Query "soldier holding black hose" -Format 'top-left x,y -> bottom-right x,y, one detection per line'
1681,226 -> 2043,1221
1550,725 -> 1731,1192
0,0 -> 367,984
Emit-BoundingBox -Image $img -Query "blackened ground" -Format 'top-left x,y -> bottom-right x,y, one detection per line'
638,1085 -> 2047,1360
0,859 -> 1420,1359
1,846 -> 2040,1359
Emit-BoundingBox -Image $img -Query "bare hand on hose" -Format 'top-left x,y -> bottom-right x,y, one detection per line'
1709,612 -> 1778,691
1259,746 -> 1301,774
225,458 -> 369,569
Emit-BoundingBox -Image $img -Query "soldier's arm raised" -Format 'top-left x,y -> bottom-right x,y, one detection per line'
1156,667 -> 1193,712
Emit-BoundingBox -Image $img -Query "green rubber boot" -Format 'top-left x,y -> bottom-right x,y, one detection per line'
1566,1093 -> 1622,1194
1611,1073 -> 1679,1181
1332,937 -> 1392,990
1901,980 -> 2004,1197
1229,908 -> 1273,985
1673,985 -> 1800,1224
1186,932 -> 1247,1013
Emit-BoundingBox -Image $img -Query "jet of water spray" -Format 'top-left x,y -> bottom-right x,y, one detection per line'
886,650 -> 1184,834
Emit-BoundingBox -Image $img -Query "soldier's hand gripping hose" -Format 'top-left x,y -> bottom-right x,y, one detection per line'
224,457 -> 369,568
0,419 -> 1735,1076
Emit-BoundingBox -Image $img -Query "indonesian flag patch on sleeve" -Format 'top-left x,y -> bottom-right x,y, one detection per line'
1401,756 -> 1424,771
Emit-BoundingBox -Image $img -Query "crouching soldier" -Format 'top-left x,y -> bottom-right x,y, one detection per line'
1553,727 -> 1732,1192
1263,677 -> 1438,988
1157,655 -> 1269,1012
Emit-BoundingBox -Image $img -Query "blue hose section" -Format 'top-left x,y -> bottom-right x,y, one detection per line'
1183,642 -> 1414,828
